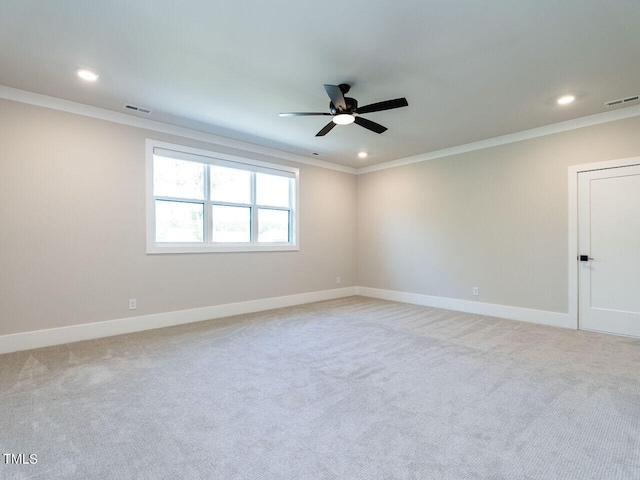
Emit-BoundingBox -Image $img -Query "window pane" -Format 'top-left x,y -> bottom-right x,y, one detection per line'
258,209 -> 289,242
155,200 -> 203,242
256,173 -> 290,208
210,166 -> 251,204
212,205 -> 251,242
154,156 -> 204,199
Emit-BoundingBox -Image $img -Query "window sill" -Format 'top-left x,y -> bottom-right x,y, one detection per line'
146,243 -> 299,254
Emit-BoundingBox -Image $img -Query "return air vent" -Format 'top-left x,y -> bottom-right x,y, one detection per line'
605,95 -> 639,107
124,104 -> 152,114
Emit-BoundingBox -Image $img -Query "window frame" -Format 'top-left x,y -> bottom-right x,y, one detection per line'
146,139 -> 299,254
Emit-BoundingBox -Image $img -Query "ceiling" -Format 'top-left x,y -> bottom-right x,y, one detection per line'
1,1 -> 639,169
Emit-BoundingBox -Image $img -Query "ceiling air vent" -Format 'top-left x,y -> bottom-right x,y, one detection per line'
605,95 -> 639,107
124,104 -> 152,114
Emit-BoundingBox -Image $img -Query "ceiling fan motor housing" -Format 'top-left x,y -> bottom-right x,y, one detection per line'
330,97 -> 358,115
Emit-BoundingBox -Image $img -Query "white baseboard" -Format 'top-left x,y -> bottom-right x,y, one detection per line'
0,285 -> 575,355
356,287 -> 574,330
0,287 -> 357,355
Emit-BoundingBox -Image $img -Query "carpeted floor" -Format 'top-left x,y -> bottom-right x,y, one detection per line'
1,296 -> 639,479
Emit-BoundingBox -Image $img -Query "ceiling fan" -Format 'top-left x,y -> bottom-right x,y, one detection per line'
279,84 -> 408,137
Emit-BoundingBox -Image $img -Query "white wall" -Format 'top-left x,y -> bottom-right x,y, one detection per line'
0,98 -> 357,336
357,116 -> 640,314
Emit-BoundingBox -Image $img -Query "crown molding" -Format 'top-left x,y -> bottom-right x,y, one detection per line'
0,85 -> 356,175
3,84 -> 639,177
356,104 -> 640,175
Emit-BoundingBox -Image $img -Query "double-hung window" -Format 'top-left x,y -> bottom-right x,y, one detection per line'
147,140 -> 298,253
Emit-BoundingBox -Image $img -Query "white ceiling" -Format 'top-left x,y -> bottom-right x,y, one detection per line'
1,0 -> 639,169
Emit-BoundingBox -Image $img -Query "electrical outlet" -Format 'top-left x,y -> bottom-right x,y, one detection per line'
129,298 -> 137,310
472,287 -> 479,296
336,276 -> 341,285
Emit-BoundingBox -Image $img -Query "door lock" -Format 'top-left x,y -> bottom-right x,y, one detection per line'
579,255 -> 594,262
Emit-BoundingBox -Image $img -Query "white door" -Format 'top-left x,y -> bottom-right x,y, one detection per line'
578,164 -> 640,336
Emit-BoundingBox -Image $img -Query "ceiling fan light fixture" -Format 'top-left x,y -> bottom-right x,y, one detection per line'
333,114 -> 355,125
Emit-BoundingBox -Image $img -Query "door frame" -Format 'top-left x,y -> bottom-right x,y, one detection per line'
568,156 -> 640,330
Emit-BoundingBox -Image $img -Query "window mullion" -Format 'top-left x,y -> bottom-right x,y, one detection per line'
254,204 -> 290,212
154,195 -> 206,204
211,200 -> 253,208
289,178 -> 293,243
204,164 -> 211,244
251,172 -> 258,244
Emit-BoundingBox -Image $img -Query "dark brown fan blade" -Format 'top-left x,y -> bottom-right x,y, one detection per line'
315,121 -> 337,137
356,98 -> 408,114
279,112 -> 332,117
323,84 -> 347,111
354,116 -> 387,134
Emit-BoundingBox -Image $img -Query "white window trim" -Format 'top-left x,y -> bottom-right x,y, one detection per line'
146,139 -> 299,254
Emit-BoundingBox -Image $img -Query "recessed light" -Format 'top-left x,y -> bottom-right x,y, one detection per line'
557,94 -> 575,105
358,152 -> 368,158
77,69 -> 99,82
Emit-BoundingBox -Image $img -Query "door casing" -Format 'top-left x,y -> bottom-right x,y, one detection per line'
568,156 -> 640,330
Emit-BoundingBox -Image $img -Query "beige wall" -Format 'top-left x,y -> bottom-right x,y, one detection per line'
357,116 -> 640,313
0,99 -> 357,336
3,95 -> 640,338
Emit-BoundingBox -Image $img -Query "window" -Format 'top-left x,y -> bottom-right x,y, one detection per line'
147,140 -> 298,253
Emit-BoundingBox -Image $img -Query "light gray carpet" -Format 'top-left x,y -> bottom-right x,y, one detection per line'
1,296 -> 639,479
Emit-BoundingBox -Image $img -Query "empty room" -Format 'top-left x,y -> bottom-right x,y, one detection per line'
1,1 -> 639,479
